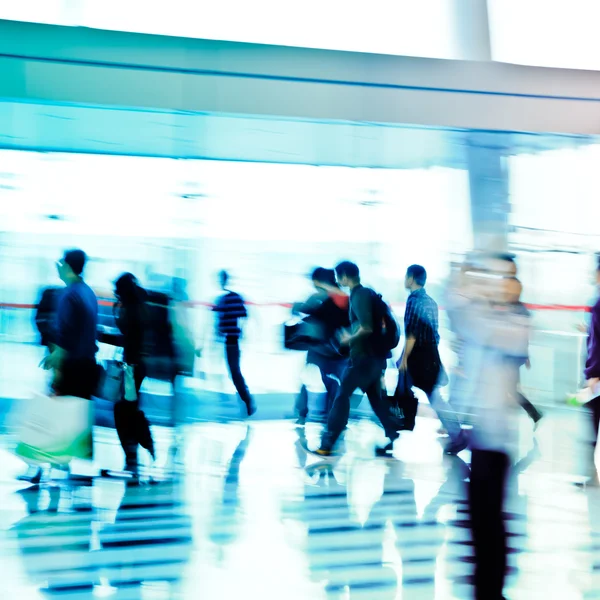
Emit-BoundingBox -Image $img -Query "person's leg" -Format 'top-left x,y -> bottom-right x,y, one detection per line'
132,363 -> 155,460
517,392 -> 543,424
295,384 -> 309,422
427,387 -> 465,447
319,359 -> 342,417
321,363 -> 360,452
586,395 -> 600,448
114,400 -> 139,469
364,364 -> 401,443
225,338 -> 255,414
470,449 -> 509,600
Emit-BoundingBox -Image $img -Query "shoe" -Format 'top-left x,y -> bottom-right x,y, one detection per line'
296,416 -> 306,426
375,440 -> 395,457
306,446 -> 336,457
17,467 -> 42,484
445,436 -> 468,455
533,411 -> 544,431
247,401 -> 257,417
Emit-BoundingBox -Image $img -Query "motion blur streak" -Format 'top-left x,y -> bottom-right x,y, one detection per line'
2,9 -> 600,600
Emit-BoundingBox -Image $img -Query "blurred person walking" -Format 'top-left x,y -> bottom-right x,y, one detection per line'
506,277 -> 543,428
200,270 -> 256,417
399,264 -> 467,454
113,273 -> 155,479
583,253 -> 600,484
20,250 -> 99,483
292,268 -> 350,424
42,249 -> 99,398
308,261 -> 402,457
453,253 -> 531,600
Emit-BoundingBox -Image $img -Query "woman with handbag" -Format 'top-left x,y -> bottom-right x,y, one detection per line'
113,273 -> 155,478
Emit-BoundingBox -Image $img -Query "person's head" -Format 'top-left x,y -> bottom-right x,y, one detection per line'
57,249 -> 86,285
405,264 -> 427,291
218,270 -> 229,290
505,277 -> 523,304
479,253 -> 519,302
115,272 -> 143,306
311,267 -> 338,291
490,252 -> 517,278
334,261 -> 360,289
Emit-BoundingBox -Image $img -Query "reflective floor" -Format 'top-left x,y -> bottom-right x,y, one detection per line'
1,413 -> 599,599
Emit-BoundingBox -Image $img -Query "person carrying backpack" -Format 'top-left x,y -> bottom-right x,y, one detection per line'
308,261 -> 402,457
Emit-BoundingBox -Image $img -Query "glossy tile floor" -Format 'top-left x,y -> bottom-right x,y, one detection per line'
1,412 -> 600,599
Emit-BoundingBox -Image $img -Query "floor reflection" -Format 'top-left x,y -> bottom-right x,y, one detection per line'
2,415 -> 600,599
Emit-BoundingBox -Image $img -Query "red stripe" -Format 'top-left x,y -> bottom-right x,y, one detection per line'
0,301 -> 590,312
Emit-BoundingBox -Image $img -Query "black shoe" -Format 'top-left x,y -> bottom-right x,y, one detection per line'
532,411 -> 544,431
296,416 -> 306,426
375,440 -> 395,457
246,401 -> 257,417
17,467 -> 42,484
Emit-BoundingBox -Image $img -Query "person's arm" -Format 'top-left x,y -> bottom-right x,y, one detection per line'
585,303 -> 600,385
399,298 -> 418,370
41,294 -> 73,370
293,292 -> 324,317
339,288 -> 372,346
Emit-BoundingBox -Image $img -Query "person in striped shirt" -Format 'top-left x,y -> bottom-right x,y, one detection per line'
212,270 -> 256,417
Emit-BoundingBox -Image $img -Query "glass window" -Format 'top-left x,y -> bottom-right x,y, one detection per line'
0,150 -> 471,397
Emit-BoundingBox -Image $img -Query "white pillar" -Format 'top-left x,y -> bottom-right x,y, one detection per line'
450,0 -> 492,61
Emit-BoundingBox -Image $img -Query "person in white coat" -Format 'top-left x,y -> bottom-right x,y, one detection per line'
452,253 -> 531,600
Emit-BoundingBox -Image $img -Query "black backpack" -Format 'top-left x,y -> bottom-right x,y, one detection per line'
368,290 -> 400,358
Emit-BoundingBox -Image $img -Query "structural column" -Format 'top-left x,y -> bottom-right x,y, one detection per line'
450,0 -> 493,61
466,134 -> 510,252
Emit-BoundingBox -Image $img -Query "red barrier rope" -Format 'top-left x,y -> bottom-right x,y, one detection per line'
0,301 -> 591,312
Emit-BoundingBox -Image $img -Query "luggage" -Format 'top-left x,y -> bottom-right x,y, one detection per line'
15,393 -> 94,465
389,370 -> 418,431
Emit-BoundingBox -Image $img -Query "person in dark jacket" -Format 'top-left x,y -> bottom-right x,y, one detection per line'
584,254 -> 600,483
293,268 -> 350,424
113,273 -> 155,477
42,249 -> 99,399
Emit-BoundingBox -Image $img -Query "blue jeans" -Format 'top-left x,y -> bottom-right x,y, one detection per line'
321,356 -> 401,450
296,357 -> 347,419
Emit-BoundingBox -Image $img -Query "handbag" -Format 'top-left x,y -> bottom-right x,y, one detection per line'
284,317 -> 323,351
15,393 -> 94,465
96,359 -> 124,403
389,370 -> 418,431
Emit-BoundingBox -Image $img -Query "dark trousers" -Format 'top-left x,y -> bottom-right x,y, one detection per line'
322,356 -> 400,450
225,337 -> 253,408
296,358 -> 348,419
586,395 -> 600,449
114,362 -> 154,466
54,357 -> 99,400
470,448 -> 510,600
408,347 -> 463,442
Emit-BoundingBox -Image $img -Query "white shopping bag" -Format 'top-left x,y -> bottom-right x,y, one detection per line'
15,393 -> 93,466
